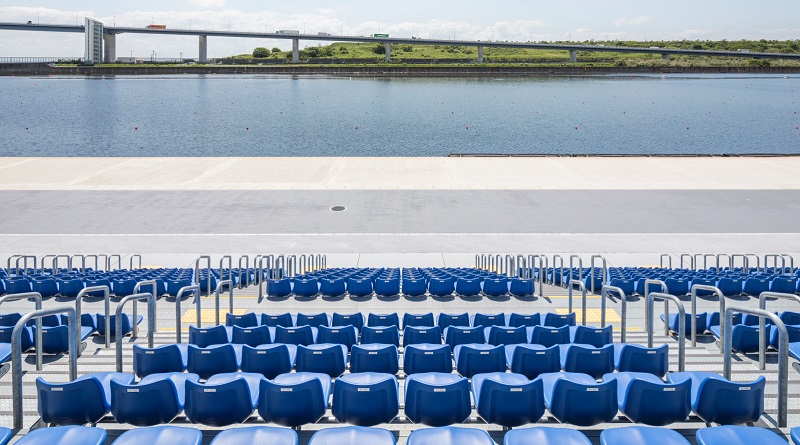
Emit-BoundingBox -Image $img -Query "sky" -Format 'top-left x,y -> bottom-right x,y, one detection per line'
0,0 -> 798,59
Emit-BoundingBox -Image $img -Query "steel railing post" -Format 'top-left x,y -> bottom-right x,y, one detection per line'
0,292 -> 43,370
115,292 -> 155,372
76,286 -> 111,349
601,285 -> 627,343
646,291 -> 685,372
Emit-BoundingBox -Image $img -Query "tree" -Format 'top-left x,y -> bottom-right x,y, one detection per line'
272,47 -> 282,53
252,47 -> 270,58
373,44 -> 386,54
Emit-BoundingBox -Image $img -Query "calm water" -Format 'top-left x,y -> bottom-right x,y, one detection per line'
1,74 -> 799,156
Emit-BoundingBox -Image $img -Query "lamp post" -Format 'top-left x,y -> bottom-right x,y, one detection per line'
189,19 -> 192,29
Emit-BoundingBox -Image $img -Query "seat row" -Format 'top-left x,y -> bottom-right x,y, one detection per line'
7,424 -> 795,445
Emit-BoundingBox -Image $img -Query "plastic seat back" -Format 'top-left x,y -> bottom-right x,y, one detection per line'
403,326 -> 442,346
261,312 -> 294,327
187,344 -> 239,379
226,312 -> 259,328
437,313 -> 469,331
560,344 -> 615,379
472,313 -> 505,328
543,312 -> 576,327
240,344 -> 296,379
454,344 -> 506,378
133,344 -> 186,378
696,425 -> 787,445
332,313 -> 364,332
444,326 -> 486,349
428,277 -> 455,297
320,278 -> 346,297
350,344 -> 400,374
188,325 -> 229,348
402,313 -> 435,329
308,426 -> 395,445
297,313 -> 329,329
505,427 -> 591,445
185,377 -> 255,426
547,375 -> 618,426
486,325 -> 527,346
404,373 -> 471,427
403,344 -> 452,375
232,325 -> 272,347
505,344 -> 560,379
110,373 -> 197,426
11,426 -> 107,445
346,277 -> 374,297
274,325 -> 315,346
530,325 -> 570,347
112,426 -> 202,445
407,427 -> 495,445
36,375 -> 110,425
292,279 -> 320,297
332,372 -> 399,426
509,313 -> 540,327
402,277 -> 427,297
361,325 -> 400,346
455,278 -> 482,297
694,374 -> 766,424
472,372 -> 544,427
509,278 -> 535,297
368,313 -> 400,328
258,372 -> 331,427
614,344 -> 669,377
316,325 -> 358,350
209,426 -> 299,445
612,372 -> 691,426
482,278 -> 509,297
571,325 -> 613,347
295,344 -> 348,378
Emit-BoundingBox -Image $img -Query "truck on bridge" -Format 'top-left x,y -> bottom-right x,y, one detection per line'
146,24 -> 166,30
277,30 -> 300,35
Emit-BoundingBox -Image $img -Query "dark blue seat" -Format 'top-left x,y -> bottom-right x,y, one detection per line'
472,372 -> 544,427
709,324 -> 766,353
292,279 -> 319,297
407,427 -> 495,445
350,343 -> 399,374
111,278 -> 137,298
166,278 -> 194,298
601,426 -> 690,445
505,427 -> 591,445
210,426 -> 298,445
509,278 -> 535,297
403,325 -> 442,346
485,325 -> 528,346
0,343 -> 9,366
661,313 -> 707,335
96,313 -> 142,338
529,325 -> 570,347
308,426 -> 396,445
404,343 -> 452,374
110,372 -> 199,426
604,372 -> 691,425
241,343 -> 297,379
32,278 -> 59,298
697,426 -> 787,445
265,278 -> 293,298
770,324 -> 800,349
274,325 -> 316,346
505,344 -> 560,379
57,278 -> 86,298
540,372 -> 618,426
5,278 -> 32,294
543,312 -> 576,327
368,313 -> 399,328
332,372 -> 399,426
375,277 -> 401,296
0,427 -> 9,445
226,312 -> 259,327
569,325 -> 613,347
793,426 -> 800,445
454,344 -> 506,378
559,344 -> 614,379
0,325 -> 33,351
608,278 -> 635,297
296,343 -> 348,377
261,312 -> 294,327
316,325 -> 358,349
347,277 -> 374,297
258,372 -> 332,427
482,278 -> 509,297
361,325 -> 400,346
742,277 -> 770,296
36,372 -> 134,425
667,371 -> 765,425
664,278 -> 689,296
769,276 -> 798,293
13,426 -> 107,445
187,344 -> 241,379
428,277 -> 455,297
402,277 -> 427,297
332,313 -> 364,332
437,312 -> 470,331
614,343 -> 669,377
402,312 -> 435,329
715,277 -> 743,297
297,312 -> 329,329
34,325 -> 93,354
780,311 -> 800,326
185,372 -> 262,426
320,278 -> 346,297
133,344 -> 188,378
0,312 -> 22,327
706,312 -> 743,330
455,278 -> 483,297
188,325 -> 230,348
232,325 -> 272,346
444,325 -> 485,349
472,313 -> 505,328
112,426 -> 202,445
404,372 -> 471,426
509,313 -> 540,327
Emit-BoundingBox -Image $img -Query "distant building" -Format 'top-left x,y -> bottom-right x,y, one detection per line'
84,18 -> 103,64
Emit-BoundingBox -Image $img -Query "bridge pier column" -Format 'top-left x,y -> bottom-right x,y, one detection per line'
569,50 -> 577,63
292,38 -> 299,63
385,43 -> 391,62
199,35 -> 208,63
477,45 -> 484,63
662,53 -> 671,61
103,34 -> 116,63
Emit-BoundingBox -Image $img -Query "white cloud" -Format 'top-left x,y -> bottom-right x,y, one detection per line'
614,16 -> 652,27
187,0 -> 226,8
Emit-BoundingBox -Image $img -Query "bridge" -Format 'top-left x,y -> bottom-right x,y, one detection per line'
2,20 -> 799,65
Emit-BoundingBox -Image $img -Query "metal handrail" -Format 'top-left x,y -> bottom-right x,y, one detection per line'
257,255 -> 273,300
716,253 -> 731,272
0,292 -> 43,370
568,279 -> 587,325
297,254 -> 307,275
689,284 -> 725,347
590,255 -> 607,294
76,286 -> 111,349
723,306 -> 788,428
758,291 -> 800,369
505,254 -> 515,277
679,254 -> 694,269
646,291 -> 685,372
85,254 -> 99,271
745,254 -> 760,272
321,254 -> 327,269
659,254 -> 672,269
219,255 -> 232,282
287,255 -> 297,278
780,254 -> 794,274
601,285 -> 628,343
129,254 -> 142,270
15,255 -> 37,276
53,254 -> 71,272
237,255 -> 250,288
6,255 -> 22,274
98,254 -> 108,272
134,280 -> 159,336
693,253 -> 703,271
552,255 -> 564,287
310,254 -> 317,273
68,254 -> 85,273
530,255 -> 546,297
194,255 -> 212,298
40,254 -> 57,273
568,255 -> 583,286
763,254 -> 784,275
115,292 -> 155,372
644,280 -> 669,335
215,279 -> 234,326
702,253 -> 717,271
731,253 -> 748,273
175,285 -> 199,343
516,255 -> 526,278
108,254 -> 122,271
12,307 -> 78,429
276,255 -> 285,278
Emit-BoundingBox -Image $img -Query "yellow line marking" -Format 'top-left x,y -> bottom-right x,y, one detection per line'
181,308 -> 247,323
555,308 -> 621,323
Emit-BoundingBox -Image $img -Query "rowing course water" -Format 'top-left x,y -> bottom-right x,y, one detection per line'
1,73 -> 799,156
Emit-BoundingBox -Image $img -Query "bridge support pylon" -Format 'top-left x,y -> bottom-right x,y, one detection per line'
477,45 -> 484,63
569,50 -> 577,63
103,34 -> 116,63
199,35 -> 208,63
385,43 -> 391,62
662,53 -> 671,61
292,38 -> 299,63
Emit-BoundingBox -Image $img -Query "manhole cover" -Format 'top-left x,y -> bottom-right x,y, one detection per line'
330,206 -> 347,212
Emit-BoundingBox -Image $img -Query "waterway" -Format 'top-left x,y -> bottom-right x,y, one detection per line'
1,73 -> 798,156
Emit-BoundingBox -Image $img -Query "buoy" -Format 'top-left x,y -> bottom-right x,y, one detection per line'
575,126 -> 578,130
134,127 -> 138,130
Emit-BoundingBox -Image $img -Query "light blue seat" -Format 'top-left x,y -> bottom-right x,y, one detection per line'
350,344 -> 399,374
258,372 -> 332,427
112,426 -> 202,445
210,426 -> 298,445
274,325 -> 316,346
793,426 -> 800,445
404,343 -> 452,374
34,325 -> 94,354
407,427 -> 496,445
601,426 -> 690,445
472,372 -> 544,427
697,425 -> 788,445
332,372 -> 399,426
186,344 -> 241,379
660,313 -> 707,335
444,325 -> 485,349
485,325 -> 528,346
505,344 -> 560,379
667,371 -> 765,425
361,325 -> 400,346
13,426 -> 106,445
231,325 -> 272,347
132,343 -> 188,378
296,343 -> 348,378
308,426 -> 396,445
613,343 -> 669,377
709,324 -> 766,353
185,372 -> 262,426
36,372 -> 134,425
403,325 -> 442,346
404,372 -> 471,427
504,427 -> 590,445
540,372 -> 618,426
110,372 -> 200,426
569,325 -> 613,347
604,371 -> 691,425
529,325 -> 570,347
0,427 -> 9,445
188,325 -> 230,348
96,313 -> 143,338
454,343 -> 506,378
559,344 -> 614,379
241,343 -> 297,379
316,325 -> 358,350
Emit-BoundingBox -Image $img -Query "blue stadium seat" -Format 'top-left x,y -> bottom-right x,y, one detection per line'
274,325 -> 316,346
613,343 -> 669,377
231,325 -> 272,346
540,372 -> 618,426
350,344 -> 399,374
505,344 -> 560,379
505,427 -> 591,445
608,278 -> 635,297
261,313 -> 294,327
57,278 -> 85,299
509,313 -> 540,327
716,277 -> 743,297
332,372 -> 399,426
332,313 -> 364,332
316,325 -> 358,350
225,312 -> 259,328
770,324 -> 800,349
604,372 -> 691,425
780,311 -> 800,326
188,325 -> 230,348
13,426 -> 107,445
454,344 -> 506,378
482,278 -> 509,297
187,344 -> 241,379
509,278 -> 535,297
793,427 -> 800,445
34,325 -> 94,354
296,343 -> 348,377
361,325 -> 400,346
661,313 -> 707,335
292,279 -> 320,297
404,372 -> 471,427
667,371 -> 765,425
437,312 -> 470,331
664,278 -> 689,296
569,325 -> 613,347
36,372 -> 134,425
402,277 -> 427,297
347,278 -> 374,297
241,344 -> 297,379
297,312 -> 329,329
96,313 -> 142,338
0,427 -> 9,445
210,426 -> 298,445
308,426 -> 396,445
402,312 -> 435,328
742,277 -> 770,296
559,344 -> 615,379
709,324 -> 766,353
404,344 -> 453,374
485,325 -> 528,346
320,278 -> 347,297
428,277 -> 456,297
111,278 -> 137,298
266,278 -> 293,298
374,277 -> 401,297
529,325 -> 570,347
110,372 -> 199,426
407,427 -> 495,445
601,426 -> 690,445
112,426 -> 202,445
403,325 -> 442,346
543,312 -> 576,327
455,278 -> 483,297
185,372 -> 262,426
0,325 -> 33,351
32,278 -> 59,298
472,372 -> 544,427
258,372 -> 332,427
472,313 -> 505,328
706,312 -> 742,330
696,426 -> 788,445
769,276 -> 797,294
0,312 -> 22,327
133,344 -> 188,378
444,325 -> 486,349
368,313 -> 400,328
166,278 -> 194,298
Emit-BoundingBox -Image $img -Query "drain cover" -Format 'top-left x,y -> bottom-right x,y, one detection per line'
330,206 -> 347,212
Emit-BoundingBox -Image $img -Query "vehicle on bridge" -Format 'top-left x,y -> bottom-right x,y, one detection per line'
146,24 -> 167,30
277,30 -> 300,35
373,33 -> 389,38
